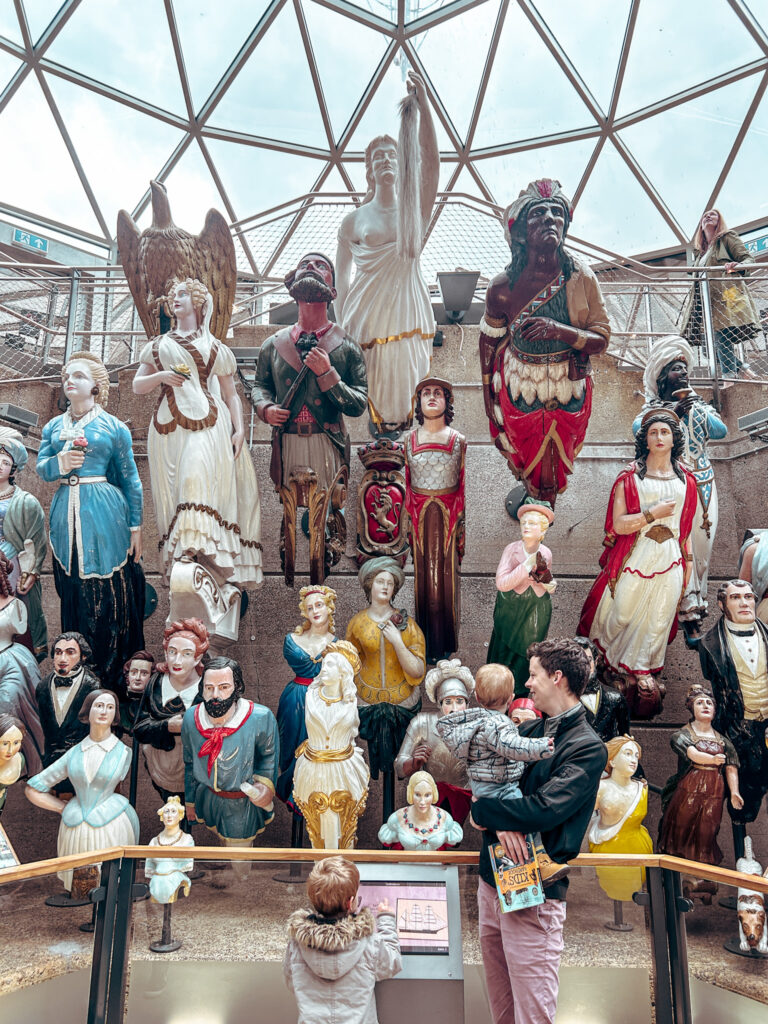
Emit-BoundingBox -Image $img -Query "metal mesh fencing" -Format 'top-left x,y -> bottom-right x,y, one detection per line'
2,194 -> 767,388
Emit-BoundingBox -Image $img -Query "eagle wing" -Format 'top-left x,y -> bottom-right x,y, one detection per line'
117,209 -> 157,339
195,208 -> 237,341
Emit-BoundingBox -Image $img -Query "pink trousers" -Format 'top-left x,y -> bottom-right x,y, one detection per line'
478,879 -> 566,1024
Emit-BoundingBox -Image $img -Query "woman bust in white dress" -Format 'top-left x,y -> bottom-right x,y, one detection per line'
292,642 -> 370,850
132,277 -> 262,590
578,410 -> 698,719
26,689 -> 138,893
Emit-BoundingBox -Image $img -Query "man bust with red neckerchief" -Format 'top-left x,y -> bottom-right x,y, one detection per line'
182,655 -> 278,855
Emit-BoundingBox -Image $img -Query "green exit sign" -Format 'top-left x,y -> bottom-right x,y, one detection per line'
12,227 -> 49,253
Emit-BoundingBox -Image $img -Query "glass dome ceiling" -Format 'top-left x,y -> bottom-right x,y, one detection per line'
1,0 -> 767,272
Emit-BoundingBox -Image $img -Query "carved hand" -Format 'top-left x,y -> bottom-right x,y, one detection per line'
167,714 -> 184,735
304,347 -> 332,376
158,369 -> 186,388
650,499 -> 677,520
264,404 -> 291,426
406,70 -> 427,105
411,742 -> 432,770
519,316 -> 562,343
185,802 -> 197,822
231,428 -> 245,459
529,551 -> 553,585
59,449 -> 85,473
128,529 -> 143,561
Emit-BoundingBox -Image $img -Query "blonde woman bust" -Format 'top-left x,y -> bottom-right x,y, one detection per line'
277,586 -> 338,808
145,795 -> 195,904
588,735 -> 652,902
378,770 -> 463,851
292,643 -> 370,850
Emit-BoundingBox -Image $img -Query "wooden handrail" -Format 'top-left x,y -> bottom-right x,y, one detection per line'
0,846 -> 123,884
3,846 -> 768,896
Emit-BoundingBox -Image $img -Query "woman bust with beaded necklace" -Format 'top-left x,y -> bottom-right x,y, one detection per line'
37,351 -> 145,691
378,770 -> 463,851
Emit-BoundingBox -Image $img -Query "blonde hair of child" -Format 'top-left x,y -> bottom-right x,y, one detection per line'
307,855 -> 360,917
475,663 -> 516,709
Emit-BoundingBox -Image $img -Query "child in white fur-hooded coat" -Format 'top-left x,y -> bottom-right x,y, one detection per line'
284,855 -> 401,1024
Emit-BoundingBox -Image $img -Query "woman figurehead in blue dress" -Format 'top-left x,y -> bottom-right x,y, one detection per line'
36,351 -> 145,692
276,585 -> 338,809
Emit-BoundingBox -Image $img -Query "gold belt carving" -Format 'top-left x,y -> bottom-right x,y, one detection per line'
295,740 -> 354,762
646,524 -> 675,544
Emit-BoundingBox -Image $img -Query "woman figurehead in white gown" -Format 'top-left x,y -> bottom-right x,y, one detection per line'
292,641 -> 370,850
335,72 -> 439,436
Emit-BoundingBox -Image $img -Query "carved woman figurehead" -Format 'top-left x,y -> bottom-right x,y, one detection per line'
295,585 -> 337,637
61,350 -> 110,410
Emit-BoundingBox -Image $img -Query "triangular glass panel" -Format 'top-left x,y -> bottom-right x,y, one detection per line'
473,138 -> 597,209
618,76 -> 759,240
302,0 -> 391,144
717,87 -> 768,228
616,0 -> 762,117
318,165 -> 354,195
472,3 -> 598,148
422,199 -> 508,284
0,49 -> 22,92
534,0 -> 630,111
0,73 -> 103,235
206,3 -> 328,148
24,0 -> 67,43
46,73 -> 185,236
339,159 -> 368,195
45,0 -> 187,114
438,160 -> 461,193
173,1 -> 270,113
160,139 -> 231,229
410,1 -> 499,141
447,165 -> 489,201
205,137 -> 324,219
574,138 -> 680,258
0,5 -> 23,44
345,57 -> 454,154
405,0 -> 469,23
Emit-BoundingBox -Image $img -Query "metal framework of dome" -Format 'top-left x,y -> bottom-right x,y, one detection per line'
1,0 -> 768,273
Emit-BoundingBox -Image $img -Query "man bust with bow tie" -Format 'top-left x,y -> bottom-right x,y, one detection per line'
699,580 -> 768,860
250,253 -> 367,581
35,631 -> 101,792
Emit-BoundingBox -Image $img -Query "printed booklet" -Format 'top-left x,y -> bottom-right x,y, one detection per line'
489,834 -> 544,912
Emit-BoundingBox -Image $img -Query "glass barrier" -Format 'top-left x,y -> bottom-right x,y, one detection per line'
3,848 -> 768,1024
0,850 -> 122,1024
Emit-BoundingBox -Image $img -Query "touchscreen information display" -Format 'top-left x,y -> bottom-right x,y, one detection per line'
359,879 -> 449,955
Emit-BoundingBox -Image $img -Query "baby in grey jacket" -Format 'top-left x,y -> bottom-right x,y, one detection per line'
284,855 -> 402,1024
437,663 -> 568,883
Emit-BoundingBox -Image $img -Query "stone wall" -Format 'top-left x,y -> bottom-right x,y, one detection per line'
3,326 -> 768,864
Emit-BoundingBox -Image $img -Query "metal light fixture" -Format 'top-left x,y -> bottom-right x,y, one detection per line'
437,271 -> 480,324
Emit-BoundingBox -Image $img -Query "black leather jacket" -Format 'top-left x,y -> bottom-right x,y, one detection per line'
473,703 -> 607,901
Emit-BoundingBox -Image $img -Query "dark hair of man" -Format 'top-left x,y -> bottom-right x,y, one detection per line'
78,688 -> 120,726
572,635 -> 598,660
51,631 -> 93,665
414,387 -> 454,426
633,411 -> 686,481
656,358 -> 686,399
203,655 -> 245,697
505,202 -> 575,288
527,637 -> 590,698
716,578 -> 756,610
